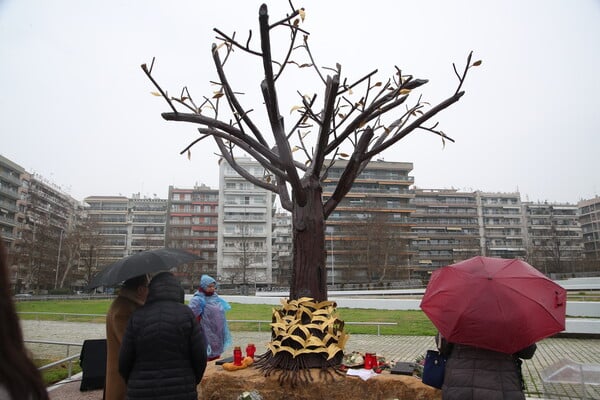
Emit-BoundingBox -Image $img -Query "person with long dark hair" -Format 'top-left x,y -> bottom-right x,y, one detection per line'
105,274 -> 149,400
0,240 -> 49,400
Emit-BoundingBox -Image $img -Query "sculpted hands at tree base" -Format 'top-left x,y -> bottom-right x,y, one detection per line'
142,1 -> 478,382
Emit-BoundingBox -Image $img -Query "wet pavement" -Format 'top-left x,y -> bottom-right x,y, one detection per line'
22,320 -> 600,399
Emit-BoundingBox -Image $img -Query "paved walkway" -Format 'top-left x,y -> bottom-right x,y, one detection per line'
22,321 -> 600,400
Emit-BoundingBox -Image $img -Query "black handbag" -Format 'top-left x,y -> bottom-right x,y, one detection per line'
422,349 -> 446,389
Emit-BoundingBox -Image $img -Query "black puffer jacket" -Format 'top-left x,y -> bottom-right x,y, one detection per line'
119,272 -> 207,400
441,343 -> 536,400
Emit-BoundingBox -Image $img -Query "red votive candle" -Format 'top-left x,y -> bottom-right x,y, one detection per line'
246,343 -> 256,359
233,346 -> 243,366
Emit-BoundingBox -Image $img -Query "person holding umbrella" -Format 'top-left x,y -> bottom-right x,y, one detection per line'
119,272 -> 207,400
436,332 -> 537,400
421,256 -> 567,400
105,274 -> 149,400
189,274 -> 232,361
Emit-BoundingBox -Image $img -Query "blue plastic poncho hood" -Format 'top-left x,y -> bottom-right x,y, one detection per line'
199,274 -> 216,290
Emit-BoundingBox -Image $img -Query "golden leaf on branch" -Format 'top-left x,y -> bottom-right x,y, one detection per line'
151,91 -> 162,97
298,8 -> 306,21
290,105 -> 304,114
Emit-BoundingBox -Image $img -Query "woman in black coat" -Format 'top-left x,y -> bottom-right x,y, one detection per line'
437,333 -> 537,400
119,272 -> 207,400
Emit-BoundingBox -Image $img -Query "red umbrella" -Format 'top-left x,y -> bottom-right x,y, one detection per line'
420,256 -> 567,354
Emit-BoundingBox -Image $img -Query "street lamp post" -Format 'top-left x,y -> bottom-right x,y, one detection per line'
27,216 -> 38,294
54,229 -> 64,289
330,233 -> 334,287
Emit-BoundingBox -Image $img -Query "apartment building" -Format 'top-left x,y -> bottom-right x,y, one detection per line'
0,154 -> 26,250
411,189 -> 481,273
579,196 -> 600,261
217,158 -> 274,289
272,211 -> 292,286
522,202 -> 583,274
83,196 -> 129,267
322,159 -> 416,285
477,191 -> 527,259
83,195 -> 167,269
166,185 -> 219,289
129,195 -> 167,251
17,174 -> 78,292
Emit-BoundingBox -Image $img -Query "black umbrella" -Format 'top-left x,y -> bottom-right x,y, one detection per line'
87,248 -> 201,290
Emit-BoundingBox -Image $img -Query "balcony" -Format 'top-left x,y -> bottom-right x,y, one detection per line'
0,215 -> 17,226
0,200 -> 18,213
0,185 -> 20,200
0,170 -> 21,185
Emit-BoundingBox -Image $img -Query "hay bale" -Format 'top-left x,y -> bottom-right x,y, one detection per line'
198,363 -> 441,400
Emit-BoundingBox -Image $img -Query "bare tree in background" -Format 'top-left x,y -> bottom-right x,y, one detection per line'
143,2 -> 478,377
59,217 -> 103,289
222,222 -> 259,294
347,212 -> 412,284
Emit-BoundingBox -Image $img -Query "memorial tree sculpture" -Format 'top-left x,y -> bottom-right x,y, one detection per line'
142,2 -> 479,385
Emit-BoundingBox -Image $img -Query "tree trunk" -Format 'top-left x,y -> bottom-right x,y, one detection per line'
290,177 -> 327,301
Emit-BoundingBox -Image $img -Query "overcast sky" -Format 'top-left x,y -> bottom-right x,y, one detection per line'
1,0 -> 599,204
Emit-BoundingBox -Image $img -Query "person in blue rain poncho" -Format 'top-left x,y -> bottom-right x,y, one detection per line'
189,274 -> 232,360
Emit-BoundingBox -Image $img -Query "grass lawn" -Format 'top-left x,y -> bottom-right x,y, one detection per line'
19,299 -> 436,385
17,299 -> 437,336
35,359 -> 82,386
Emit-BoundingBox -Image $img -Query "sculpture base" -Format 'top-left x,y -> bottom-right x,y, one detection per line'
198,362 -> 441,400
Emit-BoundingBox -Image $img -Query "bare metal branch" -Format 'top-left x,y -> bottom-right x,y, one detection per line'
274,24 -> 299,81
259,3 -> 305,206
417,125 -> 456,143
323,128 -> 374,218
161,112 -> 285,170
197,128 -> 289,178
140,60 -> 178,114
287,93 -> 317,139
337,69 -> 378,96
213,28 -> 263,57
214,138 -> 279,193
171,97 -> 198,114
212,43 -> 268,146
179,133 -> 211,154
364,91 -> 465,159
310,74 -> 340,177
296,129 -> 312,163
454,51 -> 473,95
301,35 -> 325,85
268,7 -> 301,29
